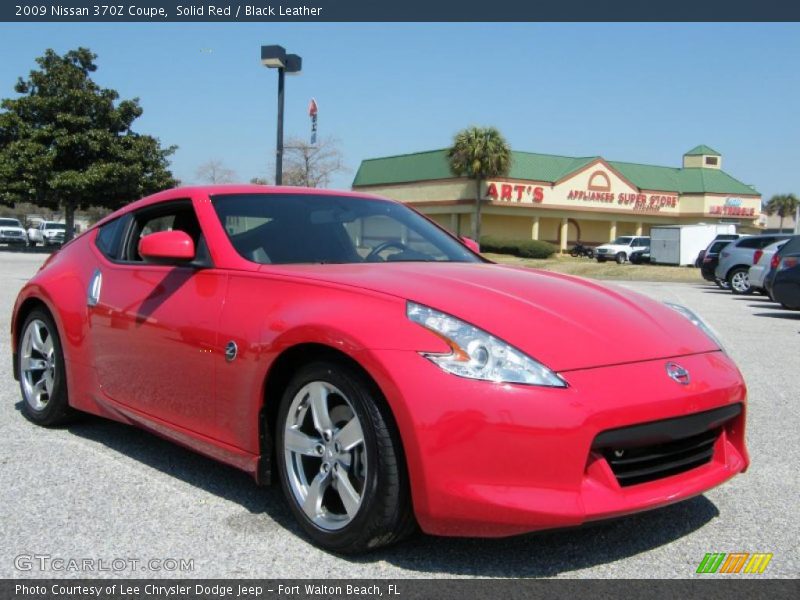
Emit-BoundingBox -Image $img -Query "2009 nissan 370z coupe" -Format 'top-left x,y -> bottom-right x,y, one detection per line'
11,185 -> 749,553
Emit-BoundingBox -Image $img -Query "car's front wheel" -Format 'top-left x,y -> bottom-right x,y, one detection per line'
615,252 -> 626,264
728,267 -> 752,295
275,360 -> 414,553
17,308 -> 74,426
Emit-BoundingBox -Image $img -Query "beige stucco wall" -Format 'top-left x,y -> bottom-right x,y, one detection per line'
481,215 -> 538,240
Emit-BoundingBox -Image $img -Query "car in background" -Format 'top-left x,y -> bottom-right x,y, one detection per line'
27,221 -> 66,247
748,240 -> 788,295
629,248 -> 650,264
715,234 -> 792,295
595,236 -> 650,264
764,235 -> 800,300
696,233 -> 740,270
0,217 -> 28,246
771,251 -> 800,310
701,238 -> 738,289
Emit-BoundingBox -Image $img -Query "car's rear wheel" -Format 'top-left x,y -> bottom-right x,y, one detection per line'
275,361 -> 414,553
615,252 -> 626,264
728,268 -> 752,295
17,309 -> 74,426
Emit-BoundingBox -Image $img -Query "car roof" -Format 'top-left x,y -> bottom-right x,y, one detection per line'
92,184 -> 395,230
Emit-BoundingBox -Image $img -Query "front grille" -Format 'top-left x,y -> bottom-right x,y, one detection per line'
592,404 -> 741,487
601,428 -> 718,486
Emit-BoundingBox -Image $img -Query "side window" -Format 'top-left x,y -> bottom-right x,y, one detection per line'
94,217 -> 126,260
737,238 -> 759,249
123,202 -> 203,262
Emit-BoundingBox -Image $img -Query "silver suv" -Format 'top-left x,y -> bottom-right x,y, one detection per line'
715,234 -> 792,294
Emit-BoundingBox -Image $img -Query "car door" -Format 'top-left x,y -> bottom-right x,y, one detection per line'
88,200 -> 227,437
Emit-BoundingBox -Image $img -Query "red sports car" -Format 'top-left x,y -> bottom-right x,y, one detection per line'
11,185 -> 749,553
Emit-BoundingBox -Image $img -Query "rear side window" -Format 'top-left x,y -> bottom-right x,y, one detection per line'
94,218 -> 126,260
709,241 -> 730,254
737,238 -> 762,249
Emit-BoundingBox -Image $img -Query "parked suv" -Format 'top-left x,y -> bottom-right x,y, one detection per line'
595,236 -> 650,264
764,235 -> 800,300
715,234 -> 792,295
0,217 -> 28,246
701,237 -> 740,289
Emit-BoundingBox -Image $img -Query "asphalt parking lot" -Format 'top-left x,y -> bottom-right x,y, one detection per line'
0,252 -> 797,579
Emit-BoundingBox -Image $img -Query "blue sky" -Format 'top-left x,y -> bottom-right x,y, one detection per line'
0,23 -> 798,200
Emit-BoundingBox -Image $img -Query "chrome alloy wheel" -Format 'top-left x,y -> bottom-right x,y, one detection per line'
20,319 -> 56,411
283,381 -> 367,530
731,271 -> 749,293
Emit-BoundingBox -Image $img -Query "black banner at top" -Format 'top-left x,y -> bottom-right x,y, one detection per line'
2,0 -> 800,22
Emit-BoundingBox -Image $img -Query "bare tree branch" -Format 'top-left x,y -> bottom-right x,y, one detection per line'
278,136 -> 349,188
195,159 -> 237,184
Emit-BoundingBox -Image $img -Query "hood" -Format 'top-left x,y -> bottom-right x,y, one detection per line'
264,262 -> 718,372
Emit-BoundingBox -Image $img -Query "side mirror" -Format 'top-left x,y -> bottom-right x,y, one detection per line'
138,230 -> 195,264
460,236 -> 480,253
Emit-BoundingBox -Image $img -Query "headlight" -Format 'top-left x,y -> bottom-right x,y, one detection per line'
664,302 -> 725,351
406,302 -> 566,387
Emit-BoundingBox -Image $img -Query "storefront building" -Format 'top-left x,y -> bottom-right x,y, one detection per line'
352,145 -> 762,251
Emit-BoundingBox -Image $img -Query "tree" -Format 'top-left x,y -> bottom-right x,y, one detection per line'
764,193 -> 798,232
249,176 -> 270,185
447,126 -> 512,241
0,48 -> 177,241
281,136 -> 348,188
195,159 -> 236,184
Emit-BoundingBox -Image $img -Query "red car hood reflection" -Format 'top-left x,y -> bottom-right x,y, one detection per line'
263,261 -> 718,372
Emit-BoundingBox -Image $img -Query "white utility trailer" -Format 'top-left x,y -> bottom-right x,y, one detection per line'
649,224 -> 737,266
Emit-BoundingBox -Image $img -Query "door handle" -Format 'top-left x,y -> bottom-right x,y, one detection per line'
87,269 -> 102,307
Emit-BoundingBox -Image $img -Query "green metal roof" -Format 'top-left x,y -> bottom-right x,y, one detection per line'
353,148 -> 758,196
684,144 -> 721,156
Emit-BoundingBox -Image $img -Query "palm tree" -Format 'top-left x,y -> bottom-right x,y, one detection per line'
447,127 -> 512,241
764,193 -> 799,232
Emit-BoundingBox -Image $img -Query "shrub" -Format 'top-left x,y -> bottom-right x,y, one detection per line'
480,236 -> 556,259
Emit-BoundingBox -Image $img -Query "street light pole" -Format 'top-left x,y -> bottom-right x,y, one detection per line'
276,66 -> 285,185
261,45 -> 302,187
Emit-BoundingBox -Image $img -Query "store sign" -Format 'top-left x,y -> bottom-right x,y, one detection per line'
568,190 -> 677,212
708,197 -> 756,217
485,182 -> 544,203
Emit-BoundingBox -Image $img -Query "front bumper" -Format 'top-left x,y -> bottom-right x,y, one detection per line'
371,349 -> 748,537
0,235 -> 26,244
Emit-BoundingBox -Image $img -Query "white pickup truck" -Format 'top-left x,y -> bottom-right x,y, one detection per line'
27,221 -> 66,247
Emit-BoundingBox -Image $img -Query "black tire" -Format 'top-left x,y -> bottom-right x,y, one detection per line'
597,257 -> 606,263
728,267 -> 752,295
615,252 -> 626,264
586,249 -> 594,259
569,249 -> 579,257
275,360 -> 415,553
17,308 -> 74,426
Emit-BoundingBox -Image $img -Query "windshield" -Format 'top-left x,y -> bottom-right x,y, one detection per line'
611,237 -> 634,245
211,193 -> 482,265
45,223 -> 65,230
0,218 -> 21,227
